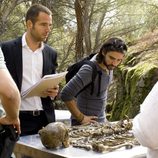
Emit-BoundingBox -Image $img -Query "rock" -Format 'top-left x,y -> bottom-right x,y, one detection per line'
38,122 -> 69,149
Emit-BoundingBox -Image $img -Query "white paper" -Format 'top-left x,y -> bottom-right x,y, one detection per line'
21,71 -> 67,99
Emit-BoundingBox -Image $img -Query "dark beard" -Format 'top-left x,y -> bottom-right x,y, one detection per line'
103,60 -> 116,70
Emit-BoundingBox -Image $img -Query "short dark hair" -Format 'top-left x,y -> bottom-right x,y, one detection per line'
25,4 -> 52,24
96,37 -> 127,63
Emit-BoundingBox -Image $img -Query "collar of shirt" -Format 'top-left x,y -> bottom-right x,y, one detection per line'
22,33 -> 44,51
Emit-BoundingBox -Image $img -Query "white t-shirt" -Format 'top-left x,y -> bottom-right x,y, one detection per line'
132,81 -> 158,158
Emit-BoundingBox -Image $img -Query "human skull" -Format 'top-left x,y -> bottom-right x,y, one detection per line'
38,122 -> 69,149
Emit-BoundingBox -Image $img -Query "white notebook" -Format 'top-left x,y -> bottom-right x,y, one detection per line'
21,71 -> 67,99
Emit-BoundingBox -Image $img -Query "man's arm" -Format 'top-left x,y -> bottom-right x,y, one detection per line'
64,100 -> 97,124
0,68 -> 21,134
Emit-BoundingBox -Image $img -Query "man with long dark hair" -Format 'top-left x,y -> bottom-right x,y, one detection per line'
60,37 -> 127,126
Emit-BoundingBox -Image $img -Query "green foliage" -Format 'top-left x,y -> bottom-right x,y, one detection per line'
0,2 -> 27,41
1,0 -> 158,68
143,1 -> 158,31
110,59 -> 158,121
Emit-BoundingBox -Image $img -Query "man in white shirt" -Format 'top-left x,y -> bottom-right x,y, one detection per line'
133,81 -> 158,158
1,4 -> 59,136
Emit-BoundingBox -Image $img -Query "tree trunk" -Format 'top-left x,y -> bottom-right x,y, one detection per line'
74,0 -> 84,61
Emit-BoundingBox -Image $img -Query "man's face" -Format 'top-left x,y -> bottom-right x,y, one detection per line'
28,12 -> 52,42
103,51 -> 124,70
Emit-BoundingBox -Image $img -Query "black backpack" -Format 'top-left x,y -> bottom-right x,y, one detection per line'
65,53 -> 102,96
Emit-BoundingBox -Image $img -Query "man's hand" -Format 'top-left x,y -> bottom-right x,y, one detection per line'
42,85 -> 59,98
81,115 -> 98,125
0,116 -> 21,134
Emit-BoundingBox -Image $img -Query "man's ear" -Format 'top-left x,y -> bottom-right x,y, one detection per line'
26,20 -> 33,29
102,51 -> 106,57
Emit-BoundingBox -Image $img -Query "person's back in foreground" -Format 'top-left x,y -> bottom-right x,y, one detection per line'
133,81 -> 158,158
60,37 -> 127,126
0,48 -> 21,158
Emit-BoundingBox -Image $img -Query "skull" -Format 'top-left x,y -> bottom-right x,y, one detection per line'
38,122 -> 69,149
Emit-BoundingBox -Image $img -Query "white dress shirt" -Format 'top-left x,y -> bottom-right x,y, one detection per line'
21,33 -> 44,111
132,81 -> 158,158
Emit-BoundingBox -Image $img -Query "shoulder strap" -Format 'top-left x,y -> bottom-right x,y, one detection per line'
84,60 -> 97,82
97,71 -> 102,96
85,61 -> 97,95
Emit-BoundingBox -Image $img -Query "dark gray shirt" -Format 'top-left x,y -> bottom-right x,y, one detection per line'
60,61 -> 113,122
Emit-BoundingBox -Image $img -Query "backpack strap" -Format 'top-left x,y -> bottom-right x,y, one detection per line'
85,61 -> 98,95
97,71 -> 102,96
85,61 -> 103,96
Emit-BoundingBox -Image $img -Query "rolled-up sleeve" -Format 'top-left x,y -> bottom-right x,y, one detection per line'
60,64 -> 93,101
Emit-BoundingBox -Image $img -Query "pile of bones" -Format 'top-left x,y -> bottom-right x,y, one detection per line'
68,118 -> 139,153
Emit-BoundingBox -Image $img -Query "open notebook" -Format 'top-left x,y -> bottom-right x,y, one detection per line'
21,71 -> 67,99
